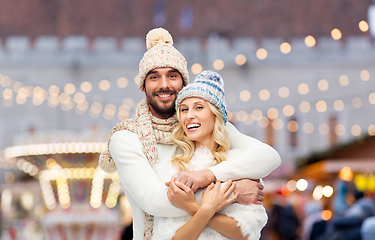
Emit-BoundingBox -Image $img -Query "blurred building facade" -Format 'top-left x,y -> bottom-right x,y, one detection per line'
0,1 -> 375,239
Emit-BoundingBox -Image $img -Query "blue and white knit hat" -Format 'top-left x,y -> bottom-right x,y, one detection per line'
175,70 -> 227,123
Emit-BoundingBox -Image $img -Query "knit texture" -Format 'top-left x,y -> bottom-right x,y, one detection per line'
138,28 -> 189,92
98,99 -> 178,240
175,70 -> 228,123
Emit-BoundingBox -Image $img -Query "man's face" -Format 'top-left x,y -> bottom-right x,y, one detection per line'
144,67 -> 184,119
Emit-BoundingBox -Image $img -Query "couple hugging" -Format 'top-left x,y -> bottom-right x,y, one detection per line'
99,28 -> 281,240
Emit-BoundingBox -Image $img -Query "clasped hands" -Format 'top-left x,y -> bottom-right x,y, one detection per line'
165,169 -> 265,206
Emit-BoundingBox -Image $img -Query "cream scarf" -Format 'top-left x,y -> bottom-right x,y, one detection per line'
99,99 -> 178,240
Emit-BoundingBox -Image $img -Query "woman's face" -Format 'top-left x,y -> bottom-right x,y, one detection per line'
179,97 -> 215,149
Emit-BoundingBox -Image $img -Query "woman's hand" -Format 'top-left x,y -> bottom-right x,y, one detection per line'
200,179 -> 238,215
167,177 -> 200,216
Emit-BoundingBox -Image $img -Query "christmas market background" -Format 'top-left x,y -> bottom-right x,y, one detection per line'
0,1 -> 375,239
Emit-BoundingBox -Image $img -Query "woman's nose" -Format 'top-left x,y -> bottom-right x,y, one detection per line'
187,109 -> 195,119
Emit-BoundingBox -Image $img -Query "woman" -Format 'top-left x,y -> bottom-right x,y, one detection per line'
152,71 -> 268,240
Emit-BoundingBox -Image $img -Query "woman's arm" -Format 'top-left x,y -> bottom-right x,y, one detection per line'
168,180 -> 246,240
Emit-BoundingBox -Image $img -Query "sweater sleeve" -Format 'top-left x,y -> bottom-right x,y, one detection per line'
208,122 -> 281,181
109,130 -> 188,218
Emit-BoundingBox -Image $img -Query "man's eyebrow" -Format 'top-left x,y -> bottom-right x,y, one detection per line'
148,70 -> 157,75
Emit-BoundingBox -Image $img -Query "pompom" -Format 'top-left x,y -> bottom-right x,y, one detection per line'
146,28 -> 173,50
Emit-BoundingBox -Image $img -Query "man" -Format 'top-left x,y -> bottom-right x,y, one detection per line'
99,28 -> 281,239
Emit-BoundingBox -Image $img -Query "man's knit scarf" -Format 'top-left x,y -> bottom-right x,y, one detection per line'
99,99 -> 178,240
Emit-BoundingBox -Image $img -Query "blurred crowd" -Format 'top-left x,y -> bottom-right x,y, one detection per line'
258,181 -> 375,240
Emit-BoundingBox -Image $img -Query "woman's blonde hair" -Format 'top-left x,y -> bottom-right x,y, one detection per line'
171,101 -> 230,172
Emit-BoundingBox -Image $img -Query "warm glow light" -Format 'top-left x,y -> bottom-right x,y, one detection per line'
251,109 -> 263,121
235,54 -> 247,65
286,180 -> 297,192
322,210 -> 332,221
74,92 -> 86,104
123,98 -> 134,108
296,179 -> 308,191
3,88 -> 13,100
287,120 -> 299,132
117,77 -> 128,88
244,114 -> 254,125
59,93 -> 70,104
305,35 -> 316,47
303,122 -> 314,134
360,70 -> 370,81
267,108 -> 279,120
335,124 -> 345,136
258,117 -> 269,128
278,87 -> 290,98
239,90 -> 251,102
319,123 -> 329,135
318,79 -> 329,91
339,75 -> 349,86
259,89 -> 270,101
283,105 -> 295,117
369,125 -> 375,136
280,42 -> 292,54
313,185 -> 323,201
272,119 -> 284,130
81,81 -> 92,93
333,100 -> 344,111
48,85 -> 60,96
1,76 -> 11,87
13,81 -> 23,92
339,167 -> 353,181
298,83 -> 309,95
256,48 -> 268,60
316,100 -> 327,112
352,97 -> 362,108
4,172 -> 15,183
213,59 -> 224,71
299,101 -> 311,113
236,111 -> 248,122
351,125 -> 361,136
64,83 -> 76,95
369,93 -> 375,104
99,79 -> 110,91
323,185 -> 334,197
191,63 -> 203,75
359,20 -> 369,32
331,28 -> 342,40
90,102 -> 103,114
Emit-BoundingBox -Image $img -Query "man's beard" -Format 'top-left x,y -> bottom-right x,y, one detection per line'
145,90 -> 177,116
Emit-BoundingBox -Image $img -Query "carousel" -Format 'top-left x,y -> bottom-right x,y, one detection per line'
1,128 -> 129,240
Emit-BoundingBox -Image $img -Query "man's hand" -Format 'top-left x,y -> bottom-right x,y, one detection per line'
233,179 -> 264,205
165,169 -> 216,192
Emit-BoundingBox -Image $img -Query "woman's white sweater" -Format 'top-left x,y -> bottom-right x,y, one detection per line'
152,147 -> 268,240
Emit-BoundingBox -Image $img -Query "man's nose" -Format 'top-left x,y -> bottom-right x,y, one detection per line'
159,75 -> 170,89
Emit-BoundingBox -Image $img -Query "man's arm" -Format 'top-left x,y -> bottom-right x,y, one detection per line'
209,122 -> 281,181
171,122 -> 280,204
109,130 -> 188,218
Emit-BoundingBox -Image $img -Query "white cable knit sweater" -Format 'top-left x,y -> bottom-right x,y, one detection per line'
152,147 -> 268,240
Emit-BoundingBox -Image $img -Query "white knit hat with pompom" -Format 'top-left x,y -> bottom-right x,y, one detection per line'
138,28 -> 189,92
